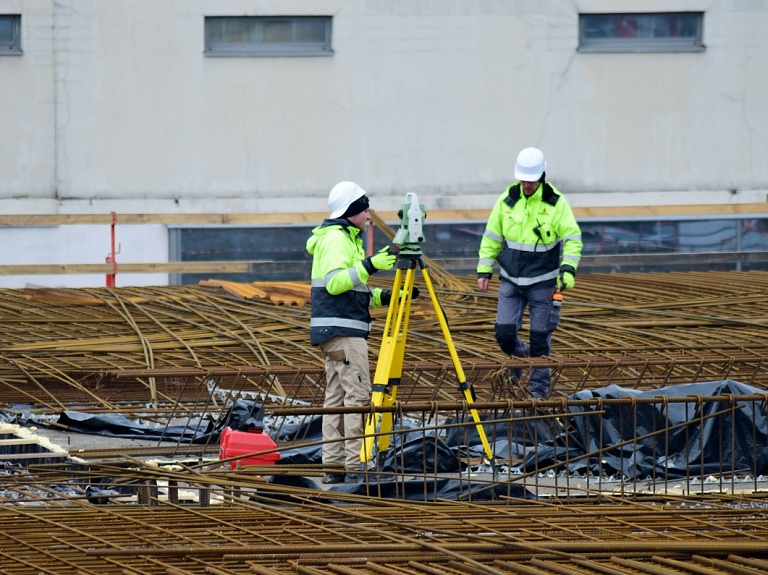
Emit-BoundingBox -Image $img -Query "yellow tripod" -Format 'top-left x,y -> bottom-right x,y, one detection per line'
360,251 -> 494,465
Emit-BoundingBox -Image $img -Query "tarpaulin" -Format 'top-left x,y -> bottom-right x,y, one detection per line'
562,380 -> 768,479
4,380 -> 766,483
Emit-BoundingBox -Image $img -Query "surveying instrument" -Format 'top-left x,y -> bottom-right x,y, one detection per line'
361,193 -> 494,466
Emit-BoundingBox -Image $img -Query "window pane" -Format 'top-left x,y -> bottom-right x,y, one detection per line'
582,16 -> 614,39
678,220 -> 737,251
743,220 -> 768,251
171,215 -> 768,284
262,20 -> 292,43
614,16 -> 638,38
205,16 -> 331,56
636,15 -> 698,38
0,19 -> 12,44
295,20 -> 326,43
0,15 -> 20,52
579,12 -> 703,52
176,227 -> 315,284
216,18 -> 257,43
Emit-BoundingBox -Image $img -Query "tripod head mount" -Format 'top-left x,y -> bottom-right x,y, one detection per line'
392,192 -> 426,258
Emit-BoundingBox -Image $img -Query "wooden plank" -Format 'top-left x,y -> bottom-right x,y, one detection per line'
2,250 -> 766,277
118,262 -> 256,273
0,262 -> 245,275
0,437 -> 44,446
0,211 -> 381,226
0,264 -> 116,275
573,203 -> 768,219
0,452 -> 68,460
0,203 -> 767,227
0,261 -> 304,275
0,213 -> 329,226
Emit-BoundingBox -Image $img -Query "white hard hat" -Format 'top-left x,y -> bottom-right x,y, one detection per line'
328,181 -> 367,219
514,147 -> 546,182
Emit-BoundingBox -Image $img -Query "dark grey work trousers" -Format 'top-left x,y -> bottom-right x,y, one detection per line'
496,280 -> 561,398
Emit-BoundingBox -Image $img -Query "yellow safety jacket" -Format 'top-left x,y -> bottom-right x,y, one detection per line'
306,219 -> 386,346
477,182 -> 582,286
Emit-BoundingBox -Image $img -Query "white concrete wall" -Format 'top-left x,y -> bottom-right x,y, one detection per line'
1,0 -> 767,287
0,0 -> 55,199
0,223 -> 167,288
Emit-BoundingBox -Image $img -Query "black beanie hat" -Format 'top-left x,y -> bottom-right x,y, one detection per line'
341,195 -> 370,219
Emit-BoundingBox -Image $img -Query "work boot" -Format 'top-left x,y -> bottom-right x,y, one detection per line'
506,341 -> 529,382
321,473 -> 345,485
344,473 -> 360,484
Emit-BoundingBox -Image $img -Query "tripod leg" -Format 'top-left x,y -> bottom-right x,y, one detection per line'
361,266 -> 416,463
421,266 -> 494,463
376,266 -> 418,454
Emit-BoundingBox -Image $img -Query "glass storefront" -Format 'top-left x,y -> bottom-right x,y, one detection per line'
169,216 -> 768,284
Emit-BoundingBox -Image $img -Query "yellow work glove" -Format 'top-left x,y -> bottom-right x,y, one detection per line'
380,286 -> 420,307
363,246 -> 397,274
557,271 -> 575,291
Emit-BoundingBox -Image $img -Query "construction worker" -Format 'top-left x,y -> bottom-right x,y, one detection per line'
477,148 -> 582,398
307,181 -> 397,484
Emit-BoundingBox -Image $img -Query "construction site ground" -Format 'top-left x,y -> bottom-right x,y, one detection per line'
4,270 -> 768,574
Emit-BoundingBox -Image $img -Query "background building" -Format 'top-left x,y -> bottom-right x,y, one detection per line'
1,0 -> 767,287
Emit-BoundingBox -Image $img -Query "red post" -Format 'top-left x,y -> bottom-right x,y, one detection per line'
105,211 -> 117,287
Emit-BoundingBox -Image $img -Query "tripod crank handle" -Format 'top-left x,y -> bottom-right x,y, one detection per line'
458,381 -> 477,402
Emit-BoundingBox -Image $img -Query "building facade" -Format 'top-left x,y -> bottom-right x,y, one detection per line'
1,0 -> 767,287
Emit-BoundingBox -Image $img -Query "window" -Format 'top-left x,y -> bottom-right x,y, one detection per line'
204,16 -> 332,57
0,14 -> 21,55
579,12 -> 704,53
170,214 -> 768,284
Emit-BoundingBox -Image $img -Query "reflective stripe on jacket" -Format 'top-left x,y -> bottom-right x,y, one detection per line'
477,182 -> 582,286
306,218 -> 384,346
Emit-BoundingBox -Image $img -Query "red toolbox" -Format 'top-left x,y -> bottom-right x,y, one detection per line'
219,426 -> 280,469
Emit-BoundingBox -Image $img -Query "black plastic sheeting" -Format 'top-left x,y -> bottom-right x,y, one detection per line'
3,380 -> 767,496
2,399 -> 264,444
277,379 -> 768,481
277,416 -> 468,473
564,380 -> 768,479
267,473 -> 533,502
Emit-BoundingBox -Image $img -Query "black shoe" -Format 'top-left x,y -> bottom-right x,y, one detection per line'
344,473 -> 360,484
321,473 -> 345,485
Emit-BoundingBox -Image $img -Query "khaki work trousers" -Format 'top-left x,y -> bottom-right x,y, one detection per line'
319,336 -> 371,471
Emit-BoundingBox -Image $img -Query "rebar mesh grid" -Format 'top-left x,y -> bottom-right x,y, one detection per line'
2,271 -> 768,411
1,484 -> 768,574
4,272 -> 768,574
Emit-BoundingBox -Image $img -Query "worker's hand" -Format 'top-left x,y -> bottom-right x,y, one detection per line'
363,246 -> 397,274
381,287 -> 420,307
477,277 -> 490,292
557,271 -> 575,291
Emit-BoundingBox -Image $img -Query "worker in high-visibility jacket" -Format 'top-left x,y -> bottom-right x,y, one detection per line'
306,181 -> 397,485
477,148 -> 582,398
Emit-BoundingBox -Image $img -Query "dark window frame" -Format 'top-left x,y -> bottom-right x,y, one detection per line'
578,12 -> 704,53
0,14 -> 22,55
204,16 -> 333,57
